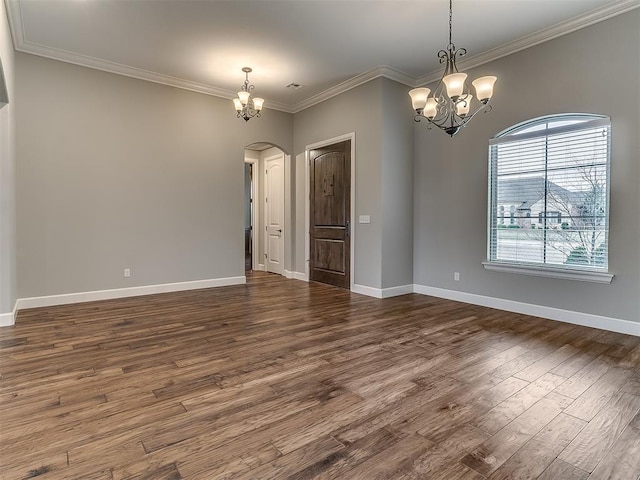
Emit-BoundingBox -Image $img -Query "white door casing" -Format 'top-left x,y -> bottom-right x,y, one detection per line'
265,152 -> 285,275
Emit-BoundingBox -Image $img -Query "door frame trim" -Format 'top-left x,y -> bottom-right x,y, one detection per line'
304,132 -> 356,290
244,156 -> 261,271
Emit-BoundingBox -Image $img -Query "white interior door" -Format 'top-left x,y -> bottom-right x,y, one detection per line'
265,153 -> 285,275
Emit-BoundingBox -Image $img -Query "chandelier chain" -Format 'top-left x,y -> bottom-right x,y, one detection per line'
449,0 -> 453,46
408,0 -> 497,136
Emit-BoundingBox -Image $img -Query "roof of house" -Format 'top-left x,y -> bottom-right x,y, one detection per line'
497,177 -> 574,209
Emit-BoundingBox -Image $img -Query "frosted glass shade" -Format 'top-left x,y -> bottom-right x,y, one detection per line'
253,97 -> 265,111
233,98 -> 243,112
424,98 -> 438,119
408,87 -> 431,110
456,95 -> 472,117
238,91 -> 250,106
443,73 -> 467,99
472,76 -> 497,103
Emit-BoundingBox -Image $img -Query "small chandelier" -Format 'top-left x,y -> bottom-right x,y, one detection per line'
409,0 -> 497,137
233,67 -> 265,122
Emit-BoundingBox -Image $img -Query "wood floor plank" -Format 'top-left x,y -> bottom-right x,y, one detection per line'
562,367 -> 633,421
487,413 -> 586,480
288,428 -> 400,480
1,272 -> 638,479
334,375 -> 463,444
400,424 -> 489,478
559,391 -> 640,472
489,344 -> 556,379
226,436 -> 345,480
390,374 -> 502,442
622,373 -> 640,396
420,462 -> 486,480
460,395 -> 566,477
513,344 -> 580,382
619,342 -> 640,369
270,386 -> 410,455
552,356 -> 610,399
588,421 -> 640,480
549,341 -> 609,378
537,459 -> 589,480
473,372 -> 566,435
336,433 -> 433,480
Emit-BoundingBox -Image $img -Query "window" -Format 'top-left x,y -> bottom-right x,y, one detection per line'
484,114 -> 613,283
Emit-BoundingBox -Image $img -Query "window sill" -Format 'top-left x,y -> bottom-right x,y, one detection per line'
482,261 -> 614,284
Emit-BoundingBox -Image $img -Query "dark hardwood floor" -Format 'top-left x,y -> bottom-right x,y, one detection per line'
1,272 -> 639,480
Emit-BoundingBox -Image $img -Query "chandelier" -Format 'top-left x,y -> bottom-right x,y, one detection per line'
409,0 -> 497,137
233,67 -> 265,122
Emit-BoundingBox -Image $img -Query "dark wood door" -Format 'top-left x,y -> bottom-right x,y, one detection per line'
310,140 -> 351,288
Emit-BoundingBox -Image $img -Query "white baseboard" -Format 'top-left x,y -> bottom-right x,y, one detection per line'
382,284 -> 415,298
352,283 -> 414,299
284,270 -> 307,281
413,284 -> 640,337
352,284 -> 383,298
0,303 -> 17,327
255,264 -> 266,272
7,276 -> 637,337
15,276 -> 247,311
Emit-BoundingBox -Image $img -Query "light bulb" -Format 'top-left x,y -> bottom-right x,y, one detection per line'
253,97 -> 265,112
408,87 -> 431,111
472,76 -> 497,103
424,98 -> 438,119
456,95 -> 472,117
237,91 -> 250,106
443,73 -> 467,100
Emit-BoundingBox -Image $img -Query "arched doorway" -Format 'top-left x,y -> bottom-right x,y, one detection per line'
244,142 -> 291,277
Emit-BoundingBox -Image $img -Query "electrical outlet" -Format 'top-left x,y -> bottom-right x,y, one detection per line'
454,272 -> 460,281
124,268 -> 131,278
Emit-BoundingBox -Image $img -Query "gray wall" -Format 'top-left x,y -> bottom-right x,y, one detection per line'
413,11 -> 640,322
293,78 -> 384,288
292,77 -> 414,290
381,78 -> 414,289
0,0 -> 16,315
16,53 -> 293,298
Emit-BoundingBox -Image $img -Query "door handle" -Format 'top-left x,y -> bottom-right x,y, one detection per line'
277,229 -> 282,233
345,220 -> 350,237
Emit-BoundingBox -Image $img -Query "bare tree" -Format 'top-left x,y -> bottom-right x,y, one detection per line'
529,160 -> 607,266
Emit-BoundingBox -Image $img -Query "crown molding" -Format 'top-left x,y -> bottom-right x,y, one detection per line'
12,43 -> 295,113
7,0 -> 638,113
416,0 -> 640,86
5,1 -> 294,113
290,65 -> 414,113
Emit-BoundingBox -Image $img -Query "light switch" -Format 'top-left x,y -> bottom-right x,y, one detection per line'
359,215 -> 371,224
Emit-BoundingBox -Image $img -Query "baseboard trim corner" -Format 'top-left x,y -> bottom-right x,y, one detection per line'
352,284 -> 383,298
352,283 -> 414,299
15,276 -> 247,312
413,284 -> 639,337
382,284 -> 415,298
0,305 -> 16,327
284,270 -> 307,282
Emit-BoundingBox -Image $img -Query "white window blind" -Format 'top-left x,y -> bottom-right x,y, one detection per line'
487,114 -> 611,273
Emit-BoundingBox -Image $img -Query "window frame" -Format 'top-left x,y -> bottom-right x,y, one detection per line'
484,114 -> 613,284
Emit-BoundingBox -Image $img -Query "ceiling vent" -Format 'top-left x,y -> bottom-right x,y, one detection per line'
286,82 -> 303,90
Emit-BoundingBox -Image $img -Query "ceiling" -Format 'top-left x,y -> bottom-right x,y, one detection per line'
6,0 -> 638,113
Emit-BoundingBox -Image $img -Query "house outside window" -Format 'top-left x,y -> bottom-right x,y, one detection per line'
484,114 -> 613,283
